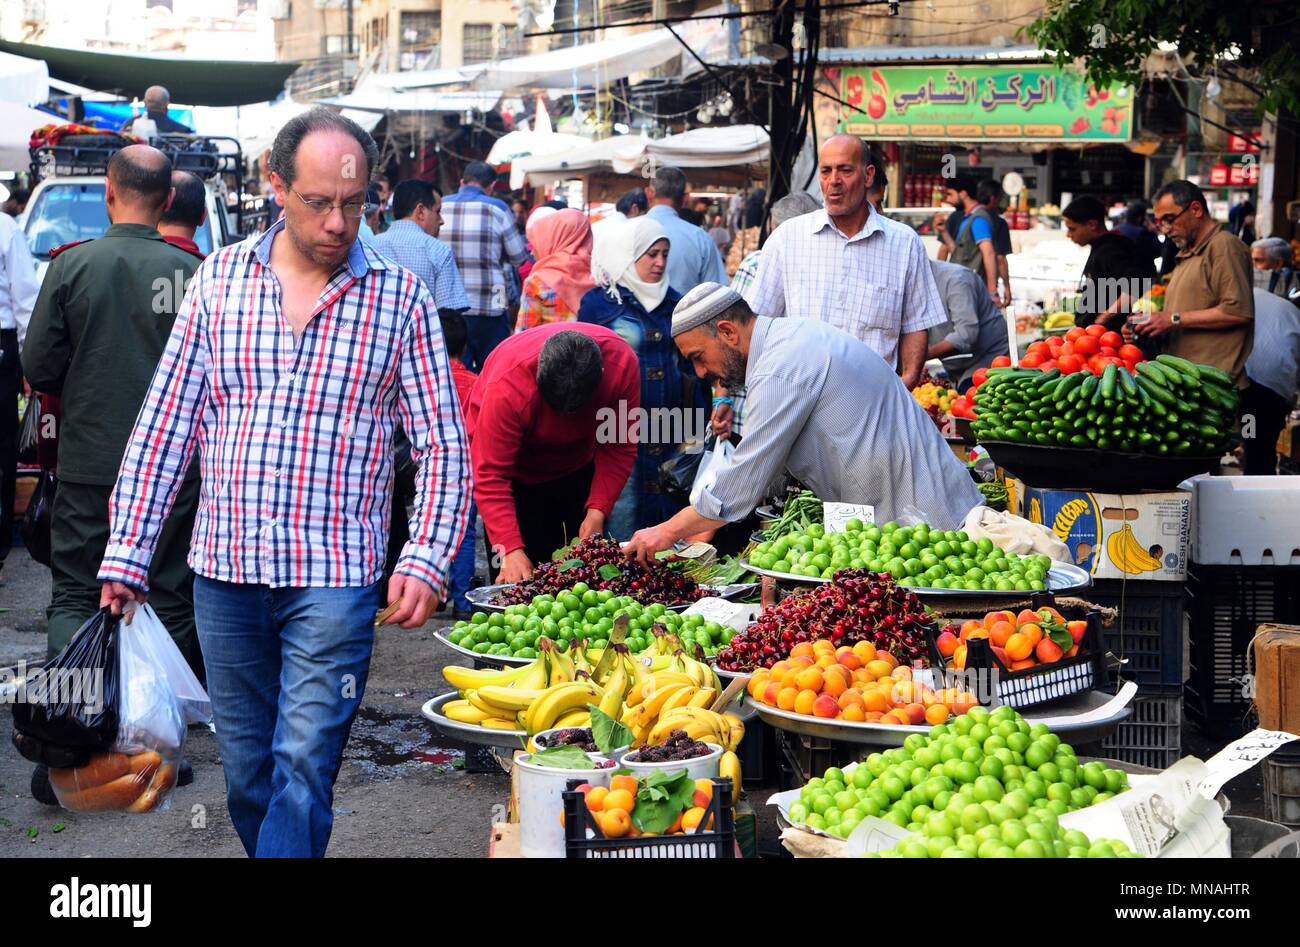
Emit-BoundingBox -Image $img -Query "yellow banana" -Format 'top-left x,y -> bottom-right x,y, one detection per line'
465,689 -> 496,715
640,681 -> 693,718
722,713 -> 745,751
443,701 -> 493,724
442,661 -> 532,692
525,681 -> 602,734
555,709 -> 591,728
597,648 -> 629,720
515,654 -> 550,691
658,684 -> 698,715
687,687 -> 717,708
650,671 -> 696,688
476,685 -> 549,712
624,652 -> 652,704
480,716 -> 524,730
719,750 -> 743,804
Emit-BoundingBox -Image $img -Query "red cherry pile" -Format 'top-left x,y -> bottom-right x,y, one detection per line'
494,537 -> 704,607
714,570 -> 937,672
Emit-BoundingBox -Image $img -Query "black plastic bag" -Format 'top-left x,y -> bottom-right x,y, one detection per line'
12,609 -> 120,767
17,397 -> 40,465
20,471 -> 56,567
659,439 -> 708,505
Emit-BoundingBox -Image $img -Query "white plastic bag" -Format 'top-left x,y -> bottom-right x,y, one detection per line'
689,438 -> 735,509
962,506 -> 1071,562
52,605 -> 210,813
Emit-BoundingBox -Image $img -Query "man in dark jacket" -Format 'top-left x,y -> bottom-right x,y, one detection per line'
1063,195 -> 1156,327
22,145 -> 202,664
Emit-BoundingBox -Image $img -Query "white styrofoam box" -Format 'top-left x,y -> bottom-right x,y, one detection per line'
1193,476 -> 1300,566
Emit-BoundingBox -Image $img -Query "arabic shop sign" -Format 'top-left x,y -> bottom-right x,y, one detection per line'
832,65 -> 1133,142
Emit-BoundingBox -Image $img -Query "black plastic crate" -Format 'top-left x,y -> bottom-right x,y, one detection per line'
562,777 -> 736,857
1086,578 -> 1186,688
926,592 -> 1107,710
1263,745 -> 1300,829
774,729 -> 862,791
1186,565 -> 1300,738
1100,684 -> 1183,770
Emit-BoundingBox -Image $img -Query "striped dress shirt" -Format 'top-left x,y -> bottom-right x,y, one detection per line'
693,317 -> 983,529
741,207 -> 947,370
98,219 -> 472,595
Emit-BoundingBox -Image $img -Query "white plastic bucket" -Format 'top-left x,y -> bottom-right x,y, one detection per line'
618,743 -> 723,781
515,752 -> 613,858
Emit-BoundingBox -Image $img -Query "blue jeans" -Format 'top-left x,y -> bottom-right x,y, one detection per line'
193,576 -> 379,858
447,501 -> 477,611
462,314 -> 511,373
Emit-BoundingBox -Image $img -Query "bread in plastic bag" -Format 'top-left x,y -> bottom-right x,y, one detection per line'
51,605 -> 210,813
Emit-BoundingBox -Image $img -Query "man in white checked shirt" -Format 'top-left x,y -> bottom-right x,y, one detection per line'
98,109 -> 472,857
742,135 -> 946,389
624,284 -> 982,563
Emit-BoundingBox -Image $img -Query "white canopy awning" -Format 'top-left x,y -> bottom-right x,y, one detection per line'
317,80 -> 503,115
487,129 -> 592,167
511,125 -> 769,189
0,102 -> 66,171
0,51 -> 49,107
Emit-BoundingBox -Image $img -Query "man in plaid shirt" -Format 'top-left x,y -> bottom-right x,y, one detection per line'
440,163 -> 527,371
98,109 -> 471,857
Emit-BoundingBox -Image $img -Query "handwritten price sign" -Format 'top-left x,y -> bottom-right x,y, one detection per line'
823,503 -> 875,534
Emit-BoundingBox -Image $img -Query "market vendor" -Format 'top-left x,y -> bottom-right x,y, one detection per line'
623,284 -> 984,562
467,323 -> 640,583
1138,180 -> 1254,385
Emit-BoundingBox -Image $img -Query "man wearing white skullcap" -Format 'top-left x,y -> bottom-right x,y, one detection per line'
623,283 -> 984,562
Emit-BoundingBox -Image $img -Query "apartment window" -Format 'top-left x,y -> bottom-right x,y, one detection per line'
462,23 -> 494,62
400,10 -> 440,70
323,35 -> 348,55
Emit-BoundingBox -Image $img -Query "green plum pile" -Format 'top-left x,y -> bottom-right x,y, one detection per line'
445,586 -> 734,659
747,520 -> 1054,590
787,704 -> 1133,856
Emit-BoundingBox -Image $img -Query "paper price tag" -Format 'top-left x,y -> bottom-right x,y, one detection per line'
682,597 -> 761,631
823,502 -> 874,533
1197,728 -> 1300,800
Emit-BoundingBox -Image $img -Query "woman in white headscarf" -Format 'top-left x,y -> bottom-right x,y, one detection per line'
579,218 -> 706,538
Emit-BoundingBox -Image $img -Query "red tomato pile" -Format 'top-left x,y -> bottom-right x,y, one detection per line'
969,324 -> 1146,395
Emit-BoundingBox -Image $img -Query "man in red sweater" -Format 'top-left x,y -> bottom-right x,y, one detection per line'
466,323 -> 639,582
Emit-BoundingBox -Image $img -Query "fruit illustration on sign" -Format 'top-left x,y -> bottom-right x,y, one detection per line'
846,73 -> 865,107
1105,523 -> 1162,574
868,69 -> 889,120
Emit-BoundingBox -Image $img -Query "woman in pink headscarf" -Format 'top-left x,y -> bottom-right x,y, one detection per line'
515,208 -> 596,331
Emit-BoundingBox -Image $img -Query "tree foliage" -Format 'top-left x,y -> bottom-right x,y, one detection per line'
1024,1 -> 1300,113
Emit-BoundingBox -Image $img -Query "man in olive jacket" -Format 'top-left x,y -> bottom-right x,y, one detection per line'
22,145 -> 202,666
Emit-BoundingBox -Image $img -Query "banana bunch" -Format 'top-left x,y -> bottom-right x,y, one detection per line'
441,638 -> 603,733
1044,311 -> 1076,329
1106,522 -> 1162,575
647,707 -> 746,752
620,648 -> 729,746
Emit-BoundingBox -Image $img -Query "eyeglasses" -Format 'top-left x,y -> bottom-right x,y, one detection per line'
291,188 -> 372,219
1155,205 -> 1190,230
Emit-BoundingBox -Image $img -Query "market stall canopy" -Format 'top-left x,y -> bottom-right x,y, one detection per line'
0,40 -> 299,107
316,79 -> 502,115
486,129 -> 592,167
510,125 -> 768,189
0,50 -> 49,106
374,28 -> 687,93
0,102 -> 66,171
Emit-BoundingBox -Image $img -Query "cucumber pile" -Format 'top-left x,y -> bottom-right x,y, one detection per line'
972,355 -> 1239,456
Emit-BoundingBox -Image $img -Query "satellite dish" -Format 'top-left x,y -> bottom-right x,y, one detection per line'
754,42 -> 790,61
1002,171 -> 1026,197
